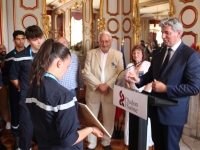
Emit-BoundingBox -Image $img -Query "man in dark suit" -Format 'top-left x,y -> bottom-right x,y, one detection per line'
126,18 -> 200,150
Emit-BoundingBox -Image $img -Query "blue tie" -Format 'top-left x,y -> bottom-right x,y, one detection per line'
160,48 -> 172,75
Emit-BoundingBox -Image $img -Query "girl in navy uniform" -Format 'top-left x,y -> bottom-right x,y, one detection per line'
26,39 -> 103,150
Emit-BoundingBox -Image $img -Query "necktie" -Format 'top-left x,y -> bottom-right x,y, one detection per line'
160,48 -> 172,75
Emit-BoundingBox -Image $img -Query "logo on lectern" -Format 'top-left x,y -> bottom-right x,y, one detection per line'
119,90 -> 124,107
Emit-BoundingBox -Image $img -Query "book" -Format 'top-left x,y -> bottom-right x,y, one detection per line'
78,103 -> 111,138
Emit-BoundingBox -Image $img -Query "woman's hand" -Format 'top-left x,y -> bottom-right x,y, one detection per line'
91,126 -> 104,137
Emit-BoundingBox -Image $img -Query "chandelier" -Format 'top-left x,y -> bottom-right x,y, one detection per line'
149,24 -> 160,33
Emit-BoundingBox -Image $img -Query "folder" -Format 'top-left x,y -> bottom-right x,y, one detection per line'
78,103 -> 111,138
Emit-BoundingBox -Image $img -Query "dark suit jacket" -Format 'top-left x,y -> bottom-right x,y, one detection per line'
137,42 -> 200,126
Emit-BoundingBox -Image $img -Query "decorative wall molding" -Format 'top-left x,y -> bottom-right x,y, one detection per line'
122,18 -> 131,33
13,0 -> 16,30
21,14 -> 39,30
182,31 -> 198,44
20,0 -> 39,10
179,0 -> 194,4
107,18 -> 120,34
179,6 -> 198,28
106,0 -> 119,16
124,35 -> 132,60
122,0 -> 131,16
112,36 -> 120,50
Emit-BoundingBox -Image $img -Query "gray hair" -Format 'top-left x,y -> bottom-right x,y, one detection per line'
98,31 -> 112,42
159,18 -> 183,35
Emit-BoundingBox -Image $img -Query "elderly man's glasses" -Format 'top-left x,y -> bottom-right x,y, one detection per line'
100,40 -> 110,44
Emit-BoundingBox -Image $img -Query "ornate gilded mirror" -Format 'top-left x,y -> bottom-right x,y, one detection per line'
70,2 -> 83,53
55,9 -> 65,39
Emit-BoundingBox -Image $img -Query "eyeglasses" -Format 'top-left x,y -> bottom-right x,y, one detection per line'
100,40 -> 110,44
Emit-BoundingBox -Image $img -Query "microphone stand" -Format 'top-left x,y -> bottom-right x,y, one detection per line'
115,45 -> 165,85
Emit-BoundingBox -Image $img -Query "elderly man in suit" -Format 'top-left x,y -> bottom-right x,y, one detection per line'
126,18 -> 200,150
84,31 -> 124,150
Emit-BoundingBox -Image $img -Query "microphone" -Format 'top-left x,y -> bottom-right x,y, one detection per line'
115,45 -> 165,85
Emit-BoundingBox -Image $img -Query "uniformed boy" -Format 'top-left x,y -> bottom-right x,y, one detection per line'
9,25 -> 44,150
4,30 -> 26,149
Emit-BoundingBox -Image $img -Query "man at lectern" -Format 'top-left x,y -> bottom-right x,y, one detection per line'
84,31 -> 124,150
126,18 -> 200,150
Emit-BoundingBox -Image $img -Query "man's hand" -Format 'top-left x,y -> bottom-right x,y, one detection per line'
152,79 -> 167,93
97,84 -> 109,95
126,71 -> 140,83
97,84 -> 108,92
10,79 -> 20,91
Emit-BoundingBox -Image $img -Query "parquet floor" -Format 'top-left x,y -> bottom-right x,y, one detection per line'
0,110 -> 153,150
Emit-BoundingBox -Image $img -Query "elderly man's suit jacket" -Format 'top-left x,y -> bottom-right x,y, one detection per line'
84,48 -> 124,103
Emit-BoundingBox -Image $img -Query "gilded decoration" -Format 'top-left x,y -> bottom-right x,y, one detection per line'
58,0 -> 67,4
41,15 -> 51,39
41,0 -> 51,39
179,6 -> 198,28
122,0 -> 131,16
106,0 -> 119,16
98,0 -> 105,32
20,0 -> 39,10
107,18 -> 120,34
179,0 -> 194,4
132,0 -> 141,45
168,0 -> 176,17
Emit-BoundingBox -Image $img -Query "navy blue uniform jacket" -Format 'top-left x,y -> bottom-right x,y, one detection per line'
137,42 -> 200,125
26,77 -> 82,150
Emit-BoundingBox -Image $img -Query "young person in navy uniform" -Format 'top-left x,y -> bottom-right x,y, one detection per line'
4,30 -> 26,148
9,25 -> 44,150
126,18 -> 200,150
25,39 -> 103,150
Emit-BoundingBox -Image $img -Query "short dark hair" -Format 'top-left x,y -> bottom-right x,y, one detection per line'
25,25 -> 43,40
29,39 -> 71,87
13,30 -> 25,39
140,40 -> 145,43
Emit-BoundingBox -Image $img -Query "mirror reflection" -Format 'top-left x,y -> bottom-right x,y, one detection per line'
70,4 -> 83,51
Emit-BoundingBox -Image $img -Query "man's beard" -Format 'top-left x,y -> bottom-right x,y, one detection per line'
0,52 -> 6,62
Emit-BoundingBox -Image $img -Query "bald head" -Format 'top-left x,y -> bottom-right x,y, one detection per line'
0,44 -> 6,57
57,37 -> 69,48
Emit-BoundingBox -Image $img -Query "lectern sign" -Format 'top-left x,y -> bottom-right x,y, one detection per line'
113,85 -> 147,120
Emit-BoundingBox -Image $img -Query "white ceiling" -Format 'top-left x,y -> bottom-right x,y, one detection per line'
46,0 -> 169,19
